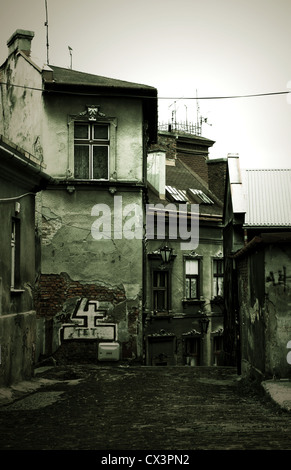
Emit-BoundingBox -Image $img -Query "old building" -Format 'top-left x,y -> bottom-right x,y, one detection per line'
0,29 -> 157,364
0,135 -> 51,386
144,129 -> 227,366
223,155 -> 291,379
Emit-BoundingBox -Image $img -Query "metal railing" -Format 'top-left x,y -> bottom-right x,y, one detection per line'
158,121 -> 202,136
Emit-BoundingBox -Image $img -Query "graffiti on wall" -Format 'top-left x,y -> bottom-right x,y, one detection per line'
266,266 -> 291,290
59,298 -> 117,342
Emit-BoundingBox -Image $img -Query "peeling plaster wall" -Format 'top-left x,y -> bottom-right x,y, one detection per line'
0,46 -> 148,365
0,311 -> 36,387
35,189 -> 144,362
238,243 -> 291,380
265,244 -> 291,379
0,53 -> 44,160
42,95 -> 143,181
238,252 -> 266,380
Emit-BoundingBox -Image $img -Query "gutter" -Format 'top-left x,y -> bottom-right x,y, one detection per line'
0,137 -> 55,186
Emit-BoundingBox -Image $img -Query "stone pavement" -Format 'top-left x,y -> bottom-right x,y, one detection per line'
0,364 -> 291,454
262,379 -> 291,413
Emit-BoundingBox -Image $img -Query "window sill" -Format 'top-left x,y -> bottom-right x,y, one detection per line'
182,299 -> 205,306
154,311 -> 171,317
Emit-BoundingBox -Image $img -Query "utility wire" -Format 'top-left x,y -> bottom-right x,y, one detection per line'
0,80 -> 290,100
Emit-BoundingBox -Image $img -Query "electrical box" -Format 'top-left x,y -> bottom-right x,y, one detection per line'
98,342 -> 120,361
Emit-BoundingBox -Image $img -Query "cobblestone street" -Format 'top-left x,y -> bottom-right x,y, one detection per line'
0,365 -> 291,454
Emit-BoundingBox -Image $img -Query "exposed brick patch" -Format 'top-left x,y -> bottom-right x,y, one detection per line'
34,273 -> 126,317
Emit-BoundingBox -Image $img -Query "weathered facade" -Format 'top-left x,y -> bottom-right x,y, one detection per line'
0,135 -> 51,386
0,29 -> 157,364
223,155 -> 291,380
144,130 -> 226,366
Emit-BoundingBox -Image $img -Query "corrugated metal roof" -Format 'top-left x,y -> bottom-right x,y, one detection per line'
243,169 -> 291,227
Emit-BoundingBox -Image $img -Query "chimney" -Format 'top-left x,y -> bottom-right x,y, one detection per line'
7,29 -> 35,57
207,158 -> 227,202
147,150 -> 166,199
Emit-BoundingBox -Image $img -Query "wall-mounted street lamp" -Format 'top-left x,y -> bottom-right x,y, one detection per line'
160,245 -> 172,263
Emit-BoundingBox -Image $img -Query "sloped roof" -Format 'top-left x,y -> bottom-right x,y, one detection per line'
147,158 -> 223,221
42,65 -> 158,143
243,169 -> 291,227
47,65 -> 157,93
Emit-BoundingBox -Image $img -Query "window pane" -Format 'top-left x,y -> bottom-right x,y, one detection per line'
74,123 -> 89,140
185,259 -> 198,275
185,278 -> 190,299
93,125 -> 108,140
93,146 -> 108,179
190,278 -> 197,298
154,290 -> 167,310
214,259 -> 223,274
217,277 -> 223,296
153,271 -> 167,287
74,145 -> 89,178
213,276 -> 223,297
186,276 -> 197,299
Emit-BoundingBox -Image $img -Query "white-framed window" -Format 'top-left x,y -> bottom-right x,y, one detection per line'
74,122 -> 109,180
213,258 -> 224,298
185,259 -> 200,299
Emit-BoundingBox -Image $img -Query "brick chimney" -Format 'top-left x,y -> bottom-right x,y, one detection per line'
207,158 -> 227,202
7,29 -> 34,57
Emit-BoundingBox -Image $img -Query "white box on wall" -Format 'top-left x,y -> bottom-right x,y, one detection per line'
98,342 -> 120,361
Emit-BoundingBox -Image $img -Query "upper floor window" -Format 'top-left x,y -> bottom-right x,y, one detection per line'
74,122 -> 109,180
213,258 -> 224,298
185,259 -> 200,299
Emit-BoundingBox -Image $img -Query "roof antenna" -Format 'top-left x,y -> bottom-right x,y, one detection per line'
196,89 -> 201,135
44,0 -> 49,64
68,46 -> 73,69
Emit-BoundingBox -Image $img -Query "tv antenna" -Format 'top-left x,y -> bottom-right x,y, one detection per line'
68,46 -> 73,69
44,0 -> 49,64
195,89 -> 212,136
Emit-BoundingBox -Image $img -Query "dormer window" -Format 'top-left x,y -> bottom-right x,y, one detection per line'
74,122 -> 109,180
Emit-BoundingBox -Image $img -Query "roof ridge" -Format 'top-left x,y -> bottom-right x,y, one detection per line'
245,168 -> 291,171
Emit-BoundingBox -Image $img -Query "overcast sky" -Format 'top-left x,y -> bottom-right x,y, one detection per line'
1,0 -> 291,169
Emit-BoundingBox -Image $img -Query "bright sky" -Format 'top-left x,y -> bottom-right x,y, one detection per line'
1,0 -> 291,169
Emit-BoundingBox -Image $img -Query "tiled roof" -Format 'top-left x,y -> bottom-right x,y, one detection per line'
243,169 -> 291,227
147,158 -> 223,219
